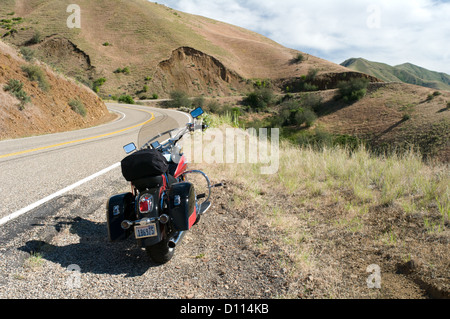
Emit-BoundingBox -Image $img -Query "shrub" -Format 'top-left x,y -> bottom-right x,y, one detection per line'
306,68 -> 319,82
122,67 -> 130,75
151,93 -> 158,99
274,99 -> 317,127
20,47 -> 35,62
168,90 -> 191,108
303,82 -> 318,92
192,96 -> 205,109
21,64 -> 50,92
205,100 -> 220,113
244,87 -> 274,111
295,107 -> 317,127
302,93 -> 323,113
4,79 -> 23,93
3,79 -> 31,109
114,67 -> 130,75
69,99 -> 87,117
337,78 -> 369,102
118,95 -> 135,104
294,53 -> 305,63
29,31 -> 42,44
92,77 -> 106,93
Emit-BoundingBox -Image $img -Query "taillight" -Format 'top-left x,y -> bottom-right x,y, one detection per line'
139,194 -> 154,213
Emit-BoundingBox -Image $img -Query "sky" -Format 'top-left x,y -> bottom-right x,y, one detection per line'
152,0 -> 450,74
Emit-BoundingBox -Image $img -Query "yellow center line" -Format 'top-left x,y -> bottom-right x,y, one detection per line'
0,106 -> 154,159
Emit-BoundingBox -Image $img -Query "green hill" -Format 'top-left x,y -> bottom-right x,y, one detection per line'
341,58 -> 450,91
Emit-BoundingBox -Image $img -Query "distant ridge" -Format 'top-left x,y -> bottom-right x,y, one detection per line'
341,58 -> 450,91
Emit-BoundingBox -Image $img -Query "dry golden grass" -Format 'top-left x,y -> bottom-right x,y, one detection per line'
191,117 -> 449,298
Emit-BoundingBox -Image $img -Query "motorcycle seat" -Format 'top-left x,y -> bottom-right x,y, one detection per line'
132,174 -> 177,192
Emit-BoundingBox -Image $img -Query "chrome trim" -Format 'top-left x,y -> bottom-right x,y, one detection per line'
168,231 -> 186,248
181,170 -> 212,203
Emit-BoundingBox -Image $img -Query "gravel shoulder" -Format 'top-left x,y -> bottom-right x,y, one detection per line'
0,168 -> 287,299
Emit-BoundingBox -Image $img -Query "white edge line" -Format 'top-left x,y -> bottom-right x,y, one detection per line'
0,108 -> 189,227
0,162 -> 121,227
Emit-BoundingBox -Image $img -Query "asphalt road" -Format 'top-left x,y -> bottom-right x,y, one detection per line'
0,103 -> 191,225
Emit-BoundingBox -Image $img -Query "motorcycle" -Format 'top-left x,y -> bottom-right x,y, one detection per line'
106,107 -> 223,264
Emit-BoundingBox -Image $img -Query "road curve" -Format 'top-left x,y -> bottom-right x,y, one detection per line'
0,103 -> 190,222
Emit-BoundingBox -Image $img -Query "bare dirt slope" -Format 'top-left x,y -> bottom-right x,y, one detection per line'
0,40 -> 111,140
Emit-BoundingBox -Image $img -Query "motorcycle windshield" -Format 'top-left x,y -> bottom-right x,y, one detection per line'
137,111 -> 187,149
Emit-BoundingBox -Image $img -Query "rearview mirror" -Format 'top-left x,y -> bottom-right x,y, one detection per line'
123,143 -> 137,154
190,107 -> 204,119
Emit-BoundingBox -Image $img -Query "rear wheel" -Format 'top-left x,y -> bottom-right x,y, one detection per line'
145,237 -> 174,264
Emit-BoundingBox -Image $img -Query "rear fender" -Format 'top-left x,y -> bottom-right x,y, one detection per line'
138,188 -> 164,247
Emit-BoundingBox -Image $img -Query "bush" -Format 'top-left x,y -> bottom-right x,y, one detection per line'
21,64 -> 50,92
69,99 -> 87,117
29,31 -> 42,44
118,95 -> 135,104
152,93 -> 158,99
295,107 -> 317,127
205,100 -> 220,113
20,47 -> 35,62
244,87 -> 274,111
294,53 -> 305,63
306,68 -> 319,82
168,90 -> 191,108
192,96 -> 205,109
114,67 -> 130,75
3,79 -> 30,109
337,78 -> 369,102
92,77 -> 106,93
4,79 -> 23,93
301,93 -> 323,113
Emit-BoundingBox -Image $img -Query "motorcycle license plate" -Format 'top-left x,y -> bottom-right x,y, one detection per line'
134,224 -> 157,239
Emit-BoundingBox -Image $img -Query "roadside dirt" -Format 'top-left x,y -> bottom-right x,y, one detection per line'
0,166 -> 447,299
0,170 -> 287,299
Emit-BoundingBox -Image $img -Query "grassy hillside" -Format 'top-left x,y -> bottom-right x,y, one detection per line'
0,0 -> 362,99
192,118 -> 449,298
341,58 -> 450,91
190,79 -> 449,162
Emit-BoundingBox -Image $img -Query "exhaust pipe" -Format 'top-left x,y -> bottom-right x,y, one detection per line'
168,231 -> 186,248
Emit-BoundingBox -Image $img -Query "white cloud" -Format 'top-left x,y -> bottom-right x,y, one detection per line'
154,0 -> 450,74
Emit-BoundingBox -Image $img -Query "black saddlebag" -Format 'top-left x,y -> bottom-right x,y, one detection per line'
121,149 -> 169,182
168,182 -> 197,231
106,192 -> 134,241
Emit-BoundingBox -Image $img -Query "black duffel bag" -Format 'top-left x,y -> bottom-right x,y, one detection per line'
121,148 -> 169,182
